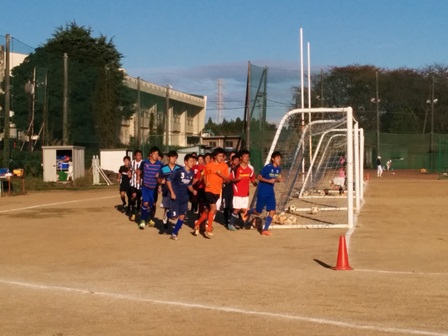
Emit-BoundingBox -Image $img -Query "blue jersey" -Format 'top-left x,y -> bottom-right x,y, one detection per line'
160,163 -> 181,196
139,159 -> 163,189
167,166 -> 194,200
257,163 -> 281,195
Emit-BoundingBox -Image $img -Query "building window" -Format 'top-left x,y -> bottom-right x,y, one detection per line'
225,141 -> 233,148
209,141 -> 217,148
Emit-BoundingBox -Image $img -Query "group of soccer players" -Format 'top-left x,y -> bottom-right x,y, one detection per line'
117,146 -> 284,240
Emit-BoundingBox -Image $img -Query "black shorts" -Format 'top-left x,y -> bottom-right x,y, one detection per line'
120,183 -> 130,193
128,186 -> 141,196
204,192 -> 220,209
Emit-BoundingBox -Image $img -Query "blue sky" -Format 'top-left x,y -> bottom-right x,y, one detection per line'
2,0 -> 448,122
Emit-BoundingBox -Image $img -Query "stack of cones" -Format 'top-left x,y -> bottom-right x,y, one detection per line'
332,235 -> 353,271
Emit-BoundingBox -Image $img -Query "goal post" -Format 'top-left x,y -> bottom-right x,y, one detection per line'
259,107 -> 364,229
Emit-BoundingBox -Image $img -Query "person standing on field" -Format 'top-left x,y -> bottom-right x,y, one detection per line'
193,148 -> 229,238
118,156 -> 132,213
228,150 -> 257,231
246,151 -> 283,236
165,154 -> 197,240
137,146 -> 163,230
160,151 -> 181,234
129,150 -> 143,221
377,156 -> 383,177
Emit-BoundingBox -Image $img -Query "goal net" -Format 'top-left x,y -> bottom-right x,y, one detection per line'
255,107 -> 364,229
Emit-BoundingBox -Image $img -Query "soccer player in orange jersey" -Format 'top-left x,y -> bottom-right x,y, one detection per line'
193,147 -> 229,238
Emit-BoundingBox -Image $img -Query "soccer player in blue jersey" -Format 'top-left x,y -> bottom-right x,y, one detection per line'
137,146 -> 164,230
165,154 -> 197,240
160,151 -> 181,233
247,151 -> 283,236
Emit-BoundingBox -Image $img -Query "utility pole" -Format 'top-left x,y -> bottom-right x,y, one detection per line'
2,34 -> 11,168
430,76 -> 435,153
136,77 -> 141,148
375,71 -> 380,156
62,53 -> 68,145
165,85 -> 170,149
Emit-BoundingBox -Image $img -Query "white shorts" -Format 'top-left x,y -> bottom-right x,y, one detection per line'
332,177 -> 345,187
232,196 -> 249,210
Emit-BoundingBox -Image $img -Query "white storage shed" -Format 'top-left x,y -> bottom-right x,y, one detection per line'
42,146 -> 85,182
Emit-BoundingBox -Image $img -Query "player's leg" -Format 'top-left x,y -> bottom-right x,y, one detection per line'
262,193 -> 276,236
139,187 -> 150,229
170,199 -> 188,240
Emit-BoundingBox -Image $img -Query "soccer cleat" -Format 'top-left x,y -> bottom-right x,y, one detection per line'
227,224 -> 237,231
139,221 -> 146,230
261,230 -> 272,236
162,214 -> 168,225
170,234 -> 179,240
205,230 -> 214,237
130,214 -> 136,221
148,219 -> 155,227
193,226 -> 199,236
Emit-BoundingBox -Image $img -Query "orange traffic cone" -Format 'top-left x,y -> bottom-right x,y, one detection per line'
332,235 -> 353,270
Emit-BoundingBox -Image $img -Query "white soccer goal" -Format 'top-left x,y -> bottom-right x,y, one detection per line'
262,107 -> 364,229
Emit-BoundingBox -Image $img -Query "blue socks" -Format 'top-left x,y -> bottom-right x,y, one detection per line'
141,205 -> 149,222
263,215 -> 272,231
172,219 -> 184,235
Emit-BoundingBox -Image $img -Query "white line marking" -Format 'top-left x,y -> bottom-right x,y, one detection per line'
356,269 -> 448,276
0,195 -> 116,214
0,279 -> 446,336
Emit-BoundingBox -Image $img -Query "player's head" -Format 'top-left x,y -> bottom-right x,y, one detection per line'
212,147 -> 226,163
239,149 -> 250,164
148,146 -> 160,161
167,150 -> 178,164
133,150 -> 142,161
197,154 -> 205,165
271,151 -> 282,166
184,154 -> 196,169
123,155 -> 131,165
204,153 -> 211,164
231,154 -> 240,166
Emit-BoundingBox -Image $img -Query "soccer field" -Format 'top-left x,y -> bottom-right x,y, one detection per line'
0,171 -> 447,336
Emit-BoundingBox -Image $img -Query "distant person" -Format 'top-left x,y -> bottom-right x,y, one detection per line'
193,148 -> 230,238
377,156 -> 383,177
386,159 -> 392,171
137,146 -> 163,229
332,166 -> 346,195
117,155 -> 132,213
165,154 -> 197,240
246,151 -> 283,236
191,154 -> 206,215
160,151 -> 181,233
228,150 -> 257,231
129,150 -> 143,221
222,154 -> 239,229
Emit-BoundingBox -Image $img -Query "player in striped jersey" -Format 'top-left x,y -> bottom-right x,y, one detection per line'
137,146 -> 163,229
128,150 -> 143,221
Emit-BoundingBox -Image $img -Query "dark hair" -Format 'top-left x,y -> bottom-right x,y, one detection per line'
204,152 -> 211,159
232,155 -> 240,162
134,150 -> 142,156
271,151 -> 282,160
166,150 -> 178,158
238,149 -> 250,157
123,155 -> 131,161
184,154 -> 195,162
149,146 -> 160,155
197,154 -> 205,160
190,152 -> 198,157
212,147 -> 226,158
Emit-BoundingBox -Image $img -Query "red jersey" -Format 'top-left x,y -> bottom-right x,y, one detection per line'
193,164 -> 205,190
232,164 -> 255,197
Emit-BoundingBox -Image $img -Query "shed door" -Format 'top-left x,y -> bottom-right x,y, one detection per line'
43,149 -> 57,182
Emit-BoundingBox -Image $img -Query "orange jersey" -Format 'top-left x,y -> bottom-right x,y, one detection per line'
204,161 -> 229,194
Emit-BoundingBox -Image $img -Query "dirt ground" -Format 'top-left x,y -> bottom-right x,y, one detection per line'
0,170 -> 447,336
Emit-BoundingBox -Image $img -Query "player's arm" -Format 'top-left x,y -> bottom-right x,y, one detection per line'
257,173 -> 276,184
166,179 -> 176,199
188,185 -> 197,195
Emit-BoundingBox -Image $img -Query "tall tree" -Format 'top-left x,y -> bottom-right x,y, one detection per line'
11,22 -> 134,148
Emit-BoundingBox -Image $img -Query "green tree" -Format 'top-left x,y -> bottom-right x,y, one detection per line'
11,22 -> 134,148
